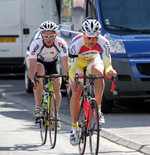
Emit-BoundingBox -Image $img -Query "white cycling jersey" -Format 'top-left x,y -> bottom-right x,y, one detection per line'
29,36 -> 68,62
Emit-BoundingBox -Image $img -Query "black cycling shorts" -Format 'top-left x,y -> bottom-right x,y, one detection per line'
37,59 -> 60,75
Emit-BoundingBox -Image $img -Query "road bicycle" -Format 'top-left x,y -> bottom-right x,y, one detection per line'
34,72 -> 67,149
75,68 -> 115,155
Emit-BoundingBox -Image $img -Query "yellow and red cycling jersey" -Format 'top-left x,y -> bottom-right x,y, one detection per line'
69,34 -> 113,81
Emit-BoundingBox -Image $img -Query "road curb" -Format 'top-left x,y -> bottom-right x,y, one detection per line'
101,129 -> 150,155
2,94 -> 150,155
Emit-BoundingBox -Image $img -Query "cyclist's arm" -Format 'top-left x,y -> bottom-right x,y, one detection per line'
29,58 -> 37,82
29,41 -> 39,83
101,40 -> 117,77
68,34 -> 83,82
61,56 -> 69,75
102,51 -> 113,75
57,38 -> 69,75
100,37 -> 113,75
69,57 -> 78,82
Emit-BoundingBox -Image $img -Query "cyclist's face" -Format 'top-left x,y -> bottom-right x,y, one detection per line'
41,30 -> 56,47
84,36 -> 98,48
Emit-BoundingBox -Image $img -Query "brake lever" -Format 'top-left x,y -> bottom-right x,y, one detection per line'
110,76 -> 115,92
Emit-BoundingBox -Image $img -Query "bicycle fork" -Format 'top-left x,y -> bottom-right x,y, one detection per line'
84,100 -> 98,129
83,100 -> 91,129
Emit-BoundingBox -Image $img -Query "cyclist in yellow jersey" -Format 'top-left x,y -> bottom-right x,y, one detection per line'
69,19 -> 117,146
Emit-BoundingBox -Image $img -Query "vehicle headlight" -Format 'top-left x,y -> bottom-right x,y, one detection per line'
104,33 -> 126,53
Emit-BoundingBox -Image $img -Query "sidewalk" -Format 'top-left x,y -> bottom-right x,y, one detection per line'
2,92 -> 150,155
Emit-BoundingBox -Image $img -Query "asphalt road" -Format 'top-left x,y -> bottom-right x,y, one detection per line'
0,76 -> 150,154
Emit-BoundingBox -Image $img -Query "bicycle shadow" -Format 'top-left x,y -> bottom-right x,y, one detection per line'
0,144 -> 43,151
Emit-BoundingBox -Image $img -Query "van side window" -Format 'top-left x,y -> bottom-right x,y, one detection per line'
87,0 -> 97,19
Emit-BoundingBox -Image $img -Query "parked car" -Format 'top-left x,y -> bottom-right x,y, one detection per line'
24,29 -> 67,95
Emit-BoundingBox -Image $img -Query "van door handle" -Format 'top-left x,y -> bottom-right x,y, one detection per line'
23,28 -> 30,35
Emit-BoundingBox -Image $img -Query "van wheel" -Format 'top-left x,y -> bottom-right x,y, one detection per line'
101,96 -> 113,114
25,69 -> 33,93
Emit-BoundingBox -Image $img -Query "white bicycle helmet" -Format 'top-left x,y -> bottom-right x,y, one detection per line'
81,19 -> 101,37
40,21 -> 58,32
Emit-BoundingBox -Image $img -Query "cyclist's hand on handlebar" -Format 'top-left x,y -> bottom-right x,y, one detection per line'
106,68 -> 117,78
32,80 -> 37,89
70,81 -> 82,92
64,76 -> 70,87
33,72 -> 39,89
64,79 -> 70,87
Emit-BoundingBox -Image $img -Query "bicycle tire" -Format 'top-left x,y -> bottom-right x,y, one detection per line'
78,100 -> 87,155
88,99 -> 99,155
48,92 -> 57,149
40,102 -> 48,145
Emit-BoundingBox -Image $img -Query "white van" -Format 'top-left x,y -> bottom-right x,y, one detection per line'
0,0 -> 59,74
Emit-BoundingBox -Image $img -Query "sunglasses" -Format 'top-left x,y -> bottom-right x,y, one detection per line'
85,36 -> 97,41
42,34 -> 56,39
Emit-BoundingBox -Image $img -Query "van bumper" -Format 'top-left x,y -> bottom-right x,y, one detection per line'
104,57 -> 150,100
0,58 -> 24,73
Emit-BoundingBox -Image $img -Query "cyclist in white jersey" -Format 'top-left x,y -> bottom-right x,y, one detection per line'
29,21 -> 69,130
69,19 -> 117,145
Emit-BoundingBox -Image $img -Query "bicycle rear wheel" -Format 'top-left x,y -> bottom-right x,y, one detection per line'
48,92 -> 57,149
88,99 -> 99,155
40,103 -> 48,145
78,102 -> 87,155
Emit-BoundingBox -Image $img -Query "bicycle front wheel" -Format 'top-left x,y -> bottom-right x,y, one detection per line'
48,92 -> 57,149
88,99 -> 100,155
78,100 -> 87,155
40,103 -> 48,145
40,118 -> 48,145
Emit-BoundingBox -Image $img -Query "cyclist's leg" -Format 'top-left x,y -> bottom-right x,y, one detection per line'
70,81 -> 82,145
33,62 -> 45,117
70,82 -> 82,124
69,68 -> 83,145
87,56 -> 105,124
46,60 -> 62,130
53,77 -> 62,116
70,67 -> 84,123
44,60 -> 61,117
91,64 -> 104,106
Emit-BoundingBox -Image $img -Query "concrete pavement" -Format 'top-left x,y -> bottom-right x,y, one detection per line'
1,92 -> 150,155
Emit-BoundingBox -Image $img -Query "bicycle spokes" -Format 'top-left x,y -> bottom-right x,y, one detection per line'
88,101 -> 99,155
49,93 -> 57,149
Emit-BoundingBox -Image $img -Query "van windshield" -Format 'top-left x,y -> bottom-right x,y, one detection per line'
100,0 -> 150,32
